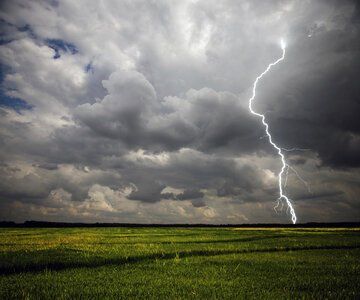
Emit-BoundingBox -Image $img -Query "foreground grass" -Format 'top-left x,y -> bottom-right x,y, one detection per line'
0,227 -> 359,299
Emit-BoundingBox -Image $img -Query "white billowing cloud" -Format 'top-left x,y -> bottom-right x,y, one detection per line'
75,70 -> 157,140
0,38 -> 87,111
125,150 -> 170,167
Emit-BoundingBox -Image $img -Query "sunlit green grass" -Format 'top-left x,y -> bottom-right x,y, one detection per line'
0,227 -> 359,299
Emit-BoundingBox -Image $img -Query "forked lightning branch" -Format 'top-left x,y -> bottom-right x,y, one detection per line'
248,39 -> 302,224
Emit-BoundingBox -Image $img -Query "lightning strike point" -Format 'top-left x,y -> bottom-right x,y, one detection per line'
248,39 -> 297,224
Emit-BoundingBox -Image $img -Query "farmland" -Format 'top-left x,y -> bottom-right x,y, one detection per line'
0,227 -> 359,299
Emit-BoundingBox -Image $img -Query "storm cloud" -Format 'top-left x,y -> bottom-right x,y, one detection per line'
0,0 -> 359,223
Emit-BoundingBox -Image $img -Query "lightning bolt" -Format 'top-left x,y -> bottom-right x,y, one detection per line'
248,39 -> 297,224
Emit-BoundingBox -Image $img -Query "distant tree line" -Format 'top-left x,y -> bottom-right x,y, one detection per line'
0,221 -> 359,228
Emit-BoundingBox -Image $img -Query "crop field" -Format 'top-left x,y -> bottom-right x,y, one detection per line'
0,227 -> 359,299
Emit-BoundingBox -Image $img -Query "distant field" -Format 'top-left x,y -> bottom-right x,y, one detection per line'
0,227 -> 359,299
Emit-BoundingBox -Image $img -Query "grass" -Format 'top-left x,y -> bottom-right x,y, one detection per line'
0,227 -> 359,299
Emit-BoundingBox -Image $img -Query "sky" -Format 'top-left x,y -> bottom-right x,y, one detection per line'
0,0 -> 359,224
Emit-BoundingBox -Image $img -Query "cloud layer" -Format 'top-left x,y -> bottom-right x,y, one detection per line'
0,0 -> 359,223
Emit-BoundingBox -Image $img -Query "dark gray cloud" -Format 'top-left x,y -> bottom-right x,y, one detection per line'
0,0 -> 359,223
37,163 -> 58,170
251,2 -> 360,168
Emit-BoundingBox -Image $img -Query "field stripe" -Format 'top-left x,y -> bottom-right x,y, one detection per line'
0,244 -> 359,275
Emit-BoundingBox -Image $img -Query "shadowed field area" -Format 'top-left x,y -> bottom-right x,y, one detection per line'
0,227 -> 359,299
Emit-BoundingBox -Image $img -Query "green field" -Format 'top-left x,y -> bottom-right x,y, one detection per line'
0,227 -> 359,299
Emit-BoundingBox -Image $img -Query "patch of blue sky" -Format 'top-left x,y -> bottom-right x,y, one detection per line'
0,64 -> 33,112
46,39 -> 78,59
85,61 -> 93,73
